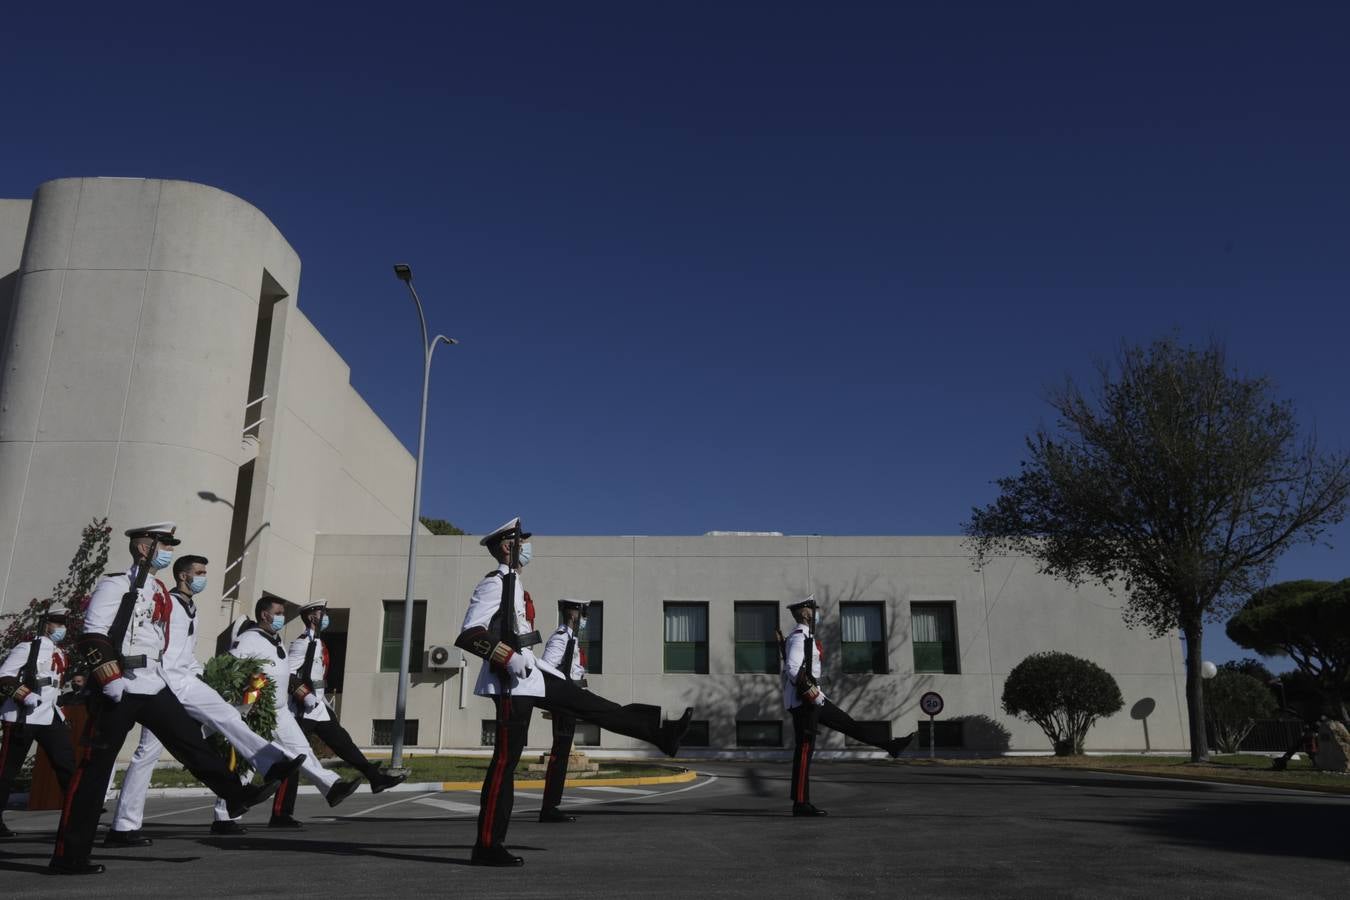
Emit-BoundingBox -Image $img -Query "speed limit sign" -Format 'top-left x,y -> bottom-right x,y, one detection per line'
919,691 -> 944,716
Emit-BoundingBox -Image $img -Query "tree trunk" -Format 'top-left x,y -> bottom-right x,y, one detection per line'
1182,619 -> 1209,762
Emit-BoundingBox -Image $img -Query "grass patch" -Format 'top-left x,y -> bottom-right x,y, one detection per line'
114,754 -> 678,789
906,753 -> 1350,793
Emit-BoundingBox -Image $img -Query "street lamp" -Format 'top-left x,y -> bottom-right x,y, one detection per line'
389,262 -> 457,769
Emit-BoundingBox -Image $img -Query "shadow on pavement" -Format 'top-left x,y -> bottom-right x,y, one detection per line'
196,836 -> 543,865
1124,800 -> 1350,863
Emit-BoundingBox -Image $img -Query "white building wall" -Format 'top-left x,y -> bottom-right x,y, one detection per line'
310,533 -> 1188,755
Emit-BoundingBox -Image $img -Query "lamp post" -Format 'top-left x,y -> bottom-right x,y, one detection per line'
390,262 -> 456,769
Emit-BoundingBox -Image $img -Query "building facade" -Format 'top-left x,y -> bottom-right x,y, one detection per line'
1,178 -> 1187,757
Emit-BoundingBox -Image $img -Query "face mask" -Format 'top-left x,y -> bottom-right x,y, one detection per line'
151,549 -> 173,570
320,614 -> 330,631
270,614 -> 286,633
517,541 -> 533,567
189,575 -> 208,594
50,626 -> 67,643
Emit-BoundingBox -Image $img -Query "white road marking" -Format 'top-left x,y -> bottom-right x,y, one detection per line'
575,785 -> 655,795
412,797 -> 482,814
142,803 -> 216,821
345,790 -> 443,818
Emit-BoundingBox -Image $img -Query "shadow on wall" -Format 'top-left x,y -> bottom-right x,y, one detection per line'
951,714 -> 1012,753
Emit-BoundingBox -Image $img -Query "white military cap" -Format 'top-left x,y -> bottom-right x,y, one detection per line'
299,599 -> 328,615
124,521 -> 181,545
478,516 -> 532,546
557,598 -> 590,612
43,605 -> 72,622
786,594 -> 818,611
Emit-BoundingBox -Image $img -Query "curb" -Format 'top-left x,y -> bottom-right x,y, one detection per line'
911,759 -> 1350,797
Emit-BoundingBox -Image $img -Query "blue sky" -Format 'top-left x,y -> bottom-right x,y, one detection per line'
3,3 -> 1346,667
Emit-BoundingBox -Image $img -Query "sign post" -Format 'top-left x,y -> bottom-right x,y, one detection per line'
919,691 -> 944,760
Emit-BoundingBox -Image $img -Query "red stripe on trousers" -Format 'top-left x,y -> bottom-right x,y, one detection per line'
53,724 -> 97,858
273,778 -> 288,817
795,740 -> 810,803
480,700 -> 509,847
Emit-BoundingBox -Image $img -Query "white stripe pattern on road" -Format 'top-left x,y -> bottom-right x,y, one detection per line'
575,785 -> 656,795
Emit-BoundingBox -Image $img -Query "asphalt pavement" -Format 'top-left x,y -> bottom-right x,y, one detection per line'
2,761 -> 1347,898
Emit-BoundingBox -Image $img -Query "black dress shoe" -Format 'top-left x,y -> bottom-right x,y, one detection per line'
0,821 -> 15,839
102,829 -> 153,847
470,844 -> 524,867
264,754 -> 307,784
658,707 -> 694,757
887,733 -> 916,758
538,806 -> 577,823
326,777 -> 361,808
793,802 -> 828,817
48,860 -> 106,875
268,815 -> 304,830
210,820 -> 249,835
228,777 -> 282,819
368,770 -> 408,794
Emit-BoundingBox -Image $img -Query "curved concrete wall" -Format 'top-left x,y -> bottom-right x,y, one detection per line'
0,178 -> 301,623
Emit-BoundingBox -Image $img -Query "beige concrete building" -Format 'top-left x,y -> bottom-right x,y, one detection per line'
1,178 -> 1187,758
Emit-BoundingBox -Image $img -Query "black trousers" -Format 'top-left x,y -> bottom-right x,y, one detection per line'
0,718 -> 77,817
789,699 -> 893,804
537,675 -> 664,747
540,710 -> 576,811
476,695 -> 534,850
51,688 -> 253,865
275,715 -> 381,817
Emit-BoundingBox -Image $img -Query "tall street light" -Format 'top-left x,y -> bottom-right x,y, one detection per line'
390,262 -> 456,769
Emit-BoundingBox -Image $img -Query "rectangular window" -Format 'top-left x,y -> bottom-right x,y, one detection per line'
579,602 -> 603,675
844,721 -> 893,747
736,720 -> 783,748
841,602 -> 887,674
911,603 -> 959,674
734,602 -> 780,674
575,722 -> 601,747
381,600 -> 427,673
663,603 -> 708,674
371,719 -> 418,746
918,720 -> 963,749
480,719 -> 497,747
682,720 -> 711,747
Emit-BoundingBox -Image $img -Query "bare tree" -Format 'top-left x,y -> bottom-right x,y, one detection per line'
965,339 -> 1350,761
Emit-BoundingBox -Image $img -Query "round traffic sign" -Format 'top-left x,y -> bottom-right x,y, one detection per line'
919,691 -> 944,716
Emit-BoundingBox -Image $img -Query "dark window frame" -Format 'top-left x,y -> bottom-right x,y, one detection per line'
840,601 -> 889,674
372,718 -> 419,746
733,601 -> 781,674
380,599 -> 428,673
735,720 -> 784,748
910,601 -> 959,674
663,602 -> 709,674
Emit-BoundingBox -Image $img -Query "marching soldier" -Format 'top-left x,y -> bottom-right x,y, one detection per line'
536,598 -> 692,823
0,606 -> 76,839
50,522 -> 300,875
782,596 -> 910,817
107,555 -> 305,845
453,517 -> 545,867
269,599 -> 406,828
210,596 -> 360,833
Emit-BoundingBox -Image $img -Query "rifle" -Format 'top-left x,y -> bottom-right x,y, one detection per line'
497,528 -> 524,694
14,637 -> 41,727
79,548 -> 155,731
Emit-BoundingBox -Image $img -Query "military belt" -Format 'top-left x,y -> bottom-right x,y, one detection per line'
310,679 -> 326,690
31,677 -> 55,688
517,630 -> 542,649
122,654 -> 148,669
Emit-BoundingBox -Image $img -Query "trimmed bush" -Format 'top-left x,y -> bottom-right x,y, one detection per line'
1002,651 -> 1124,755
1205,670 -> 1277,753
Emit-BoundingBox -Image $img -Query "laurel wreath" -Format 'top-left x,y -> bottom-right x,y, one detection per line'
201,654 -> 278,779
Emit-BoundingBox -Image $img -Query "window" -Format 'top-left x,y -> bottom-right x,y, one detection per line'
918,719 -> 963,749
682,720 -> 711,747
381,600 -> 427,673
663,603 -> 708,673
734,603 -> 780,673
575,722 -> 601,747
911,603 -> 958,674
371,719 -> 418,746
579,602 -> 603,675
736,720 -> 783,748
844,721 -> 893,747
480,719 -> 497,747
841,603 -> 887,673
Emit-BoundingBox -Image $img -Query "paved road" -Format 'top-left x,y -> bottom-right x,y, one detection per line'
2,761 -> 1347,898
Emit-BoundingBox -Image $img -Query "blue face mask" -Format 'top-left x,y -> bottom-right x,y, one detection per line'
517,541 -> 533,567
50,626 -> 67,643
189,575 -> 208,594
320,614 -> 330,632
270,614 -> 286,632
151,549 -> 173,570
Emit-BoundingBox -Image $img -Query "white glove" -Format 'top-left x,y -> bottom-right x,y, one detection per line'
102,679 -> 128,703
505,651 -> 532,679
22,692 -> 41,708
302,692 -> 320,711
813,691 -> 826,707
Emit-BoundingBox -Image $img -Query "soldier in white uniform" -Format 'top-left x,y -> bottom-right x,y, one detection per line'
210,596 -> 360,832
270,599 -> 406,827
106,555 -> 304,845
536,598 -> 692,823
453,517 -> 546,867
0,606 -> 76,839
50,522 -> 297,876
782,596 -> 910,817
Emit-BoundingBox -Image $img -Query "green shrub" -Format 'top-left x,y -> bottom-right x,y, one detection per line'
1002,651 -> 1124,755
1204,670 -> 1277,753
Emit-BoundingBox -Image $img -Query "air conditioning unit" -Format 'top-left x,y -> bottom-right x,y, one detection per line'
427,645 -> 459,671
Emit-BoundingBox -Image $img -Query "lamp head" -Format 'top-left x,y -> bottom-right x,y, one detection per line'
393,263 -> 413,282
